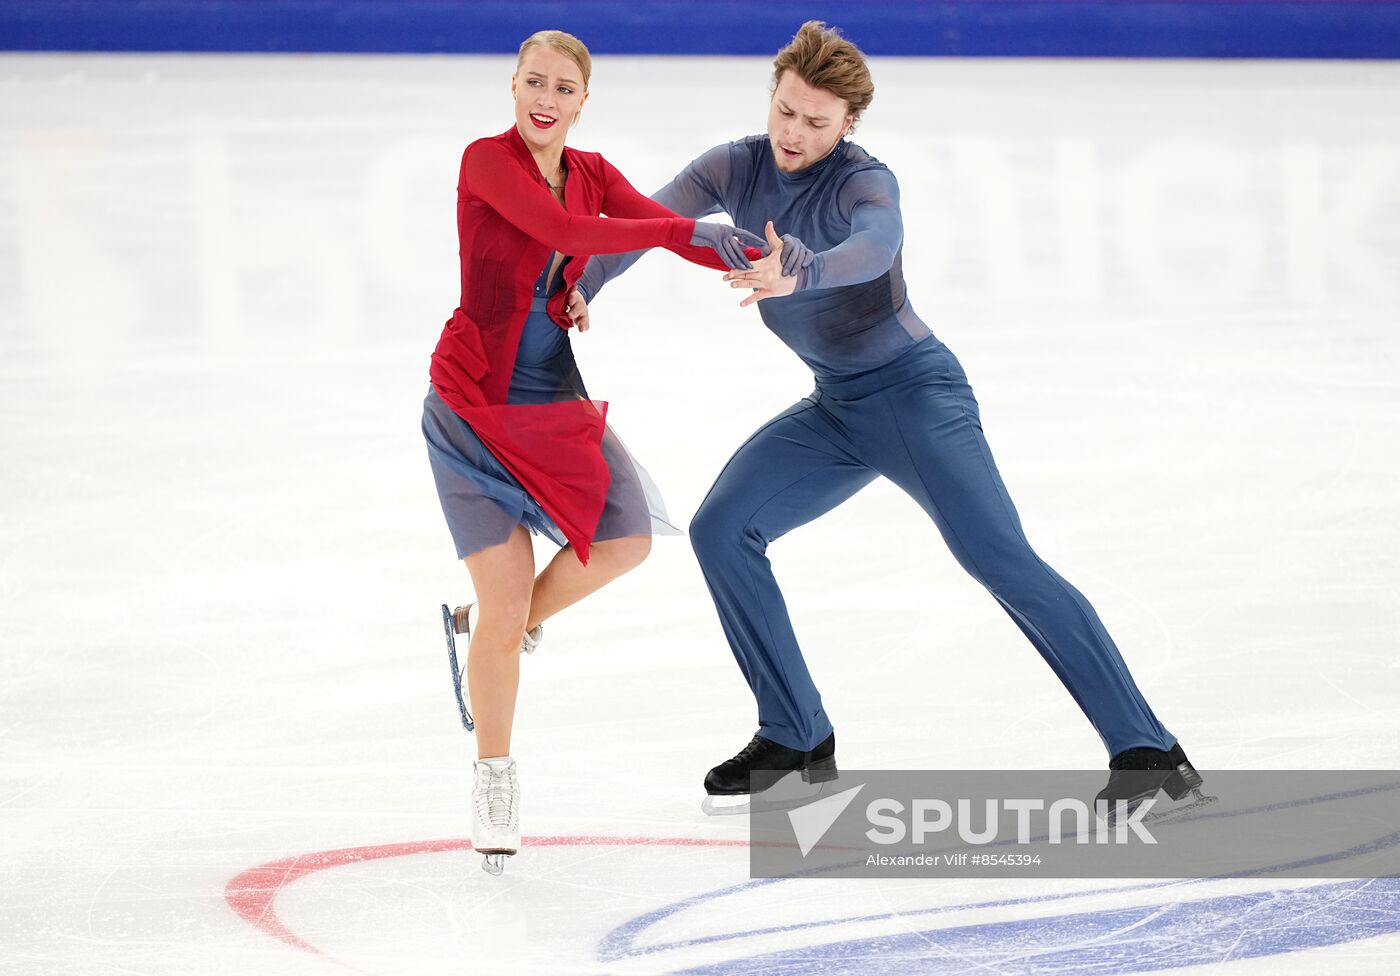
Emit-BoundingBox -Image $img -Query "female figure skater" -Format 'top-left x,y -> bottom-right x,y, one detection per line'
423,29 -> 759,873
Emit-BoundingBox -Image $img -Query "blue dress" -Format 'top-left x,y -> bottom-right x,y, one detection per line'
423,254 -> 677,559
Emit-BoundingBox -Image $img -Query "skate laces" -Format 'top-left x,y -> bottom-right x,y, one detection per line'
728,735 -> 767,766
475,761 -> 519,829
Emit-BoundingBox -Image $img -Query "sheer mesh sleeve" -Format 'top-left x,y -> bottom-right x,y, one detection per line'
461,140 -> 694,254
576,143 -> 733,301
796,169 -> 903,292
596,158 -> 728,272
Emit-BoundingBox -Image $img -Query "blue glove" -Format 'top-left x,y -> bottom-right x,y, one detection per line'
690,222 -> 767,270
779,233 -> 815,278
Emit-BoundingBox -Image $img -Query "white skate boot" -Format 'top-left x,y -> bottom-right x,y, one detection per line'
442,603 -> 543,732
472,756 -> 521,876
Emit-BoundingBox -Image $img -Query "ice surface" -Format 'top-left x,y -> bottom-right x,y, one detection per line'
2,53 -> 1399,974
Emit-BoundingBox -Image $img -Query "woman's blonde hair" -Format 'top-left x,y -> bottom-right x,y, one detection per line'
772,21 -> 874,125
516,30 -> 592,90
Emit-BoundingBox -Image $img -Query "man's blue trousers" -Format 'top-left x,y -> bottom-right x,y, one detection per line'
688,338 -> 1175,757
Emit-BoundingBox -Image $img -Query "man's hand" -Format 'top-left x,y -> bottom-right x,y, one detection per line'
723,221 -> 798,307
565,288 -> 590,332
691,222 -> 767,270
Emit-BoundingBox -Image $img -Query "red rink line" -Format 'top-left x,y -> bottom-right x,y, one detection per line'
225,835 -> 749,955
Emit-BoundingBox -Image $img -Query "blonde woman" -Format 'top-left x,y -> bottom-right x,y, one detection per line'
424,30 -> 760,873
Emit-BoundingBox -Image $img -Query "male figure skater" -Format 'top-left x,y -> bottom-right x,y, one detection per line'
577,21 -> 1202,814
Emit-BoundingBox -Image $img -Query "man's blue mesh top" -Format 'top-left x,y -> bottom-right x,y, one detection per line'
576,135 -> 933,379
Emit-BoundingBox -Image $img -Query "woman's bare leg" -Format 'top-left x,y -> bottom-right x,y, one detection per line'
524,534 -> 650,632
461,531 -> 649,754
463,525 -> 536,759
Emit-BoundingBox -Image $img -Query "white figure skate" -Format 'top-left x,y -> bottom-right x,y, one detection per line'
472,756 -> 521,876
442,603 -> 543,732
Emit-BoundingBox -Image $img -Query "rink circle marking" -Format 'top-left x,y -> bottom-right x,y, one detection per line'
227,789 -> 1400,970
224,834 -> 749,956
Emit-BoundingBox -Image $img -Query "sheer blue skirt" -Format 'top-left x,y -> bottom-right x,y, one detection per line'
423,301 -> 678,560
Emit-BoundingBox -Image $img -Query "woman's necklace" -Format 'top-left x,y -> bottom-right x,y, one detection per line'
543,157 -> 566,190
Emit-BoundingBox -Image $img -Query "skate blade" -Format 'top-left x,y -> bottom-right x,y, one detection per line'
701,771 -> 842,817
479,852 -> 512,876
701,793 -> 753,816
1140,788 -> 1219,826
1105,787 -> 1219,828
442,604 -> 474,732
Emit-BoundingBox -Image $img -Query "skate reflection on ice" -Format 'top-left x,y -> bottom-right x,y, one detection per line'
448,878 -> 529,964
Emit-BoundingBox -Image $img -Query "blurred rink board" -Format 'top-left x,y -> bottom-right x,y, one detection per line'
2,0 -> 1399,58
1,55 -> 1394,357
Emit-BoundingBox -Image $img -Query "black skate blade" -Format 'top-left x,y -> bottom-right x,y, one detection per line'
701,770 -> 842,817
442,604 -> 474,732
1104,787 -> 1219,829
1140,788 -> 1219,826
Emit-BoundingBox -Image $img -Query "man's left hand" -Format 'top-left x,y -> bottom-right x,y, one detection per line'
565,288 -> 590,332
724,221 -> 797,308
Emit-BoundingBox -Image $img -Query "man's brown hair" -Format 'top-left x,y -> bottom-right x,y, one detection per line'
772,21 -> 874,126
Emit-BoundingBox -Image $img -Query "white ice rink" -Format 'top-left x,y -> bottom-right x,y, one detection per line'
2,52 -> 1399,974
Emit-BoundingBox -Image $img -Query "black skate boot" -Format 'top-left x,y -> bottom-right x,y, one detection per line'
1097,743 -> 1215,825
701,732 -> 838,816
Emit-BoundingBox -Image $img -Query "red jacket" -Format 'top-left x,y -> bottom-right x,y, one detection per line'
429,126 -> 725,564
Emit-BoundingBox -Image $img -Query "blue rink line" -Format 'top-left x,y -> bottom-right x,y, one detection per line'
663,879 -> 1400,975
599,876 -> 1186,962
601,877 -> 1400,975
601,786 -> 1400,974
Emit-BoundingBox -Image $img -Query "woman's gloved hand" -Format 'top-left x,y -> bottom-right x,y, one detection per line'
690,222 -> 768,270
